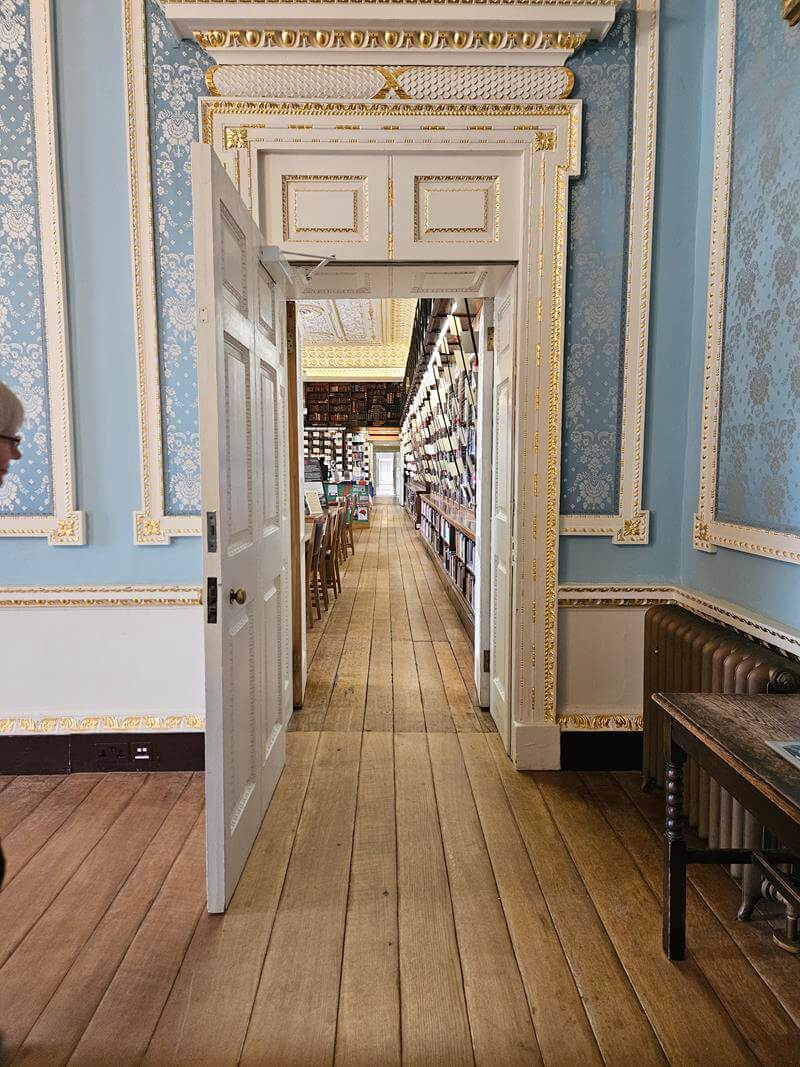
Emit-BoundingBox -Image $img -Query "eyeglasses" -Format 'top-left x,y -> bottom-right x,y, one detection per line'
0,434 -> 21,447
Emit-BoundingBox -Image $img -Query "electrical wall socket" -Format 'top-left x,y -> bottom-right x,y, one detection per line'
94,742 -> 131,765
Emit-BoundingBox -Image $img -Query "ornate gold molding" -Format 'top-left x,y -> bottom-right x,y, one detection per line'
193,28 -> 589,52
0,715 -> 204,734
559,713 -> 643,731
0,585 -> 202,607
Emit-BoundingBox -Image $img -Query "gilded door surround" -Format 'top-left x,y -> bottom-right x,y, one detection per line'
159,0 -> 646,765
694,0 -> 800,565
0,0 -> 85,546
195,105 -> 578,767
171,0 -> 658,546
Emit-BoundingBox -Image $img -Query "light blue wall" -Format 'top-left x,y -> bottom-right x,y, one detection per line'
0,0 -> 200,585
680,0 -> 800,630
560,0 -> 705,583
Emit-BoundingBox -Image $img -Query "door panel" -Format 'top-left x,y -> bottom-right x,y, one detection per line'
260,363 -> 279,532
489,270 -> 516,742
262,153 -> 390,260
193,143 -> 291,913
224,340 -> 253,550
392,154 -> 522,261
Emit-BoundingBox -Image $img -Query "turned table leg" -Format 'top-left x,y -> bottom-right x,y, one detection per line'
663,727 -> 688,960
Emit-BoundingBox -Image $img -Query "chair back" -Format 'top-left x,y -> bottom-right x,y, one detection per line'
311,515 -> 325,567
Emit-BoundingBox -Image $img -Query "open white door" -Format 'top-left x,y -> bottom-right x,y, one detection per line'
192,144 -> 291,913
489,271 -> 516,743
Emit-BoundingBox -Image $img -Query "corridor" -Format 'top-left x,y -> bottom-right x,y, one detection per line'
0,508 -> 798,1065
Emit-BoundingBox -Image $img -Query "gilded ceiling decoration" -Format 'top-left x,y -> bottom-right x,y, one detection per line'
300,297 -> 416,378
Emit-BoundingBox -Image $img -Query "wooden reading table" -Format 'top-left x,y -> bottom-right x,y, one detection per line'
653,693 -> 800,960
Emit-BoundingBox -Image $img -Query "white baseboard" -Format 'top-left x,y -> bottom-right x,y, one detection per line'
512,720 -> 561,770
0,599 -> 204,733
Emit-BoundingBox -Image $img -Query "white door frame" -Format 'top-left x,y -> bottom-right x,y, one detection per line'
199,103 -> 581,769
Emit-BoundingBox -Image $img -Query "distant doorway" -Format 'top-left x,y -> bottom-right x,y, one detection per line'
376,454 -> 395,498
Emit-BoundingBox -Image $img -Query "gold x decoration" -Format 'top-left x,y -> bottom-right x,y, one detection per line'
785,0 -> 800,26
371,66 -> 412,100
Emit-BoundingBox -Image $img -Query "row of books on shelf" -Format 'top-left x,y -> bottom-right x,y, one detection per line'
419,515 -> 476,611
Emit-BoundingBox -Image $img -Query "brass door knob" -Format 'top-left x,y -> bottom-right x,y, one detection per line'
229,587 -> 247,605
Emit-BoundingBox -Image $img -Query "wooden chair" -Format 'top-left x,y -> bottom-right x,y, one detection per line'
345,499 -> 356,556
309,515 -> 327,619
323,508 -> 342,599
338,500 -> 349,563
304,525 -> 315,629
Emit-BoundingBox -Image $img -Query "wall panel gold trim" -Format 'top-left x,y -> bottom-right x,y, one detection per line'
1,0 -> 85,545
694,0 -> 800,565
121,0 -> 201,544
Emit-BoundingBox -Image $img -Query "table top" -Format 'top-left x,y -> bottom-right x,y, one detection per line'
654,693 -> 800,825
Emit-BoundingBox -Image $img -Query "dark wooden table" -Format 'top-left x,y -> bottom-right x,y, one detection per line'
653,692 -> 800,960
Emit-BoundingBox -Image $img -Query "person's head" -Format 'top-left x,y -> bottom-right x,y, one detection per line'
0,381 -> 24,487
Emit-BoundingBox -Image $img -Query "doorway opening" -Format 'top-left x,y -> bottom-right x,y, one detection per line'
292,272 -> 516,751
194,123 -> 520,914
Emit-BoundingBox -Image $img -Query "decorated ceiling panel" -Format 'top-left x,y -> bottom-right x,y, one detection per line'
299,298 -> 416,379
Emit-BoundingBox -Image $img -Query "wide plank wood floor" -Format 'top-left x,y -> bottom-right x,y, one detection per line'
1,505 -> 797,1065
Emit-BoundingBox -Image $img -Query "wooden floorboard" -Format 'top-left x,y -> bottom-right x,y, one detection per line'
615,770 -> 800,1030
460,733 -> 604,1066
395,732 -> 474,1067
335,732 -> 401,1066
239,732 -> 361,1066
0,776 -> 65,837
2,505 -> 796,1065
69,809 -> 206,1067
0,774 -> 102,885
582,771 -> 799,1064
0,773 -> 191,1063
142,737 -> 318,1066
15,776 -> 205,1067
428,733 -> 541,1066
534,771 -> 756,1066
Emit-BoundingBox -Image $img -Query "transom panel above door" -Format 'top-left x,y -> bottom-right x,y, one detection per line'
262,153 -> 389,259
392,154 -> 522,261
259,150 -> 523,261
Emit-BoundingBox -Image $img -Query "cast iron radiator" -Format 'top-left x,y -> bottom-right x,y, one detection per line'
643,606 -> 800,911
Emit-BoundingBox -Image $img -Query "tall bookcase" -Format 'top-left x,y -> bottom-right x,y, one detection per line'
400,302 -> 481,634
304,382 -> 404,428
303,427 -> 368,481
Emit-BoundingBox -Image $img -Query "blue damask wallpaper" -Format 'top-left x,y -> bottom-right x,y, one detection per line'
715,1 -> 800,535
145,0 -> 208,515
0,0 -> 53,516
561,1 -> 635,515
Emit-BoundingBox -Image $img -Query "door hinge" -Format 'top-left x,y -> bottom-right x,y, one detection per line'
483,649 -> 490,674
206,577 -> 218,624
206,510 -> 217,553
511,536 -> 517,568
486,326 -> 495,351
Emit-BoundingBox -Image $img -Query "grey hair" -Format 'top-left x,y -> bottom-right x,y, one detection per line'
0,381 -> 25,436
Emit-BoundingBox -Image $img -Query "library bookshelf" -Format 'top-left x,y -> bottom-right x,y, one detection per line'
419,493 -> 476,638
